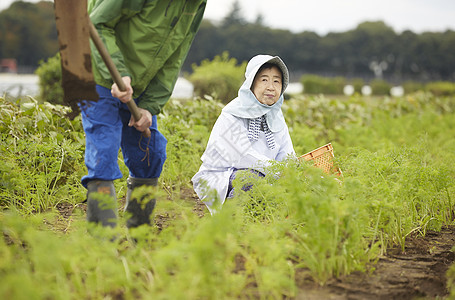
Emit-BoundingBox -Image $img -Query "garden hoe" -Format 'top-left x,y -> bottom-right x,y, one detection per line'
54,0 -> 150,137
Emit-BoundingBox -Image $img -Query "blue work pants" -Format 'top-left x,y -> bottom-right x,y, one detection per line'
80,85 -> 167,187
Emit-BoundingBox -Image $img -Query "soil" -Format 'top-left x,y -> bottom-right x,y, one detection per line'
56,189 -> 455,300
295,226 -> 455,300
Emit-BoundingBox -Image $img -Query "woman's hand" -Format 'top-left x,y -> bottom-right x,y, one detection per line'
111,76 -> 133,103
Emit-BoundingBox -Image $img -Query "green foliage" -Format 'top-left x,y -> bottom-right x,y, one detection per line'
370,79 -> 391,95
301,75 -> 346,95
402,80 -> 425,94
425,81 -> 455,96
0,211 -> 139,299
349,78 -> 365,93
296,75 -> 455,97
1,92 -> 455,298
231,162 -> 369,284
284,94 -> 373,144
0,97 -> 86,213
285,90 -> 455,146
199,18 -> 454,81
188,52 -> 246,103
158,98 -> 223,193
0,1 -> 58,67
339,144 -> 455,252
35,53 -> 63,105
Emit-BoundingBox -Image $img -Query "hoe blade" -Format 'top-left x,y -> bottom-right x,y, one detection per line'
54,0 -> 98,118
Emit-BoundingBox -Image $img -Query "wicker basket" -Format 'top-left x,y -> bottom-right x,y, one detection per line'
298,143 -> 342,176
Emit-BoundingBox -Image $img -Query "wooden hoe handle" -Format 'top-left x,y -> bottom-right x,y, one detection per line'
88,21 -> 151,138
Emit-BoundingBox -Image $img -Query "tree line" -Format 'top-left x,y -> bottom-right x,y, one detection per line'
0,1 -> 57,72
1,1 -> 454,82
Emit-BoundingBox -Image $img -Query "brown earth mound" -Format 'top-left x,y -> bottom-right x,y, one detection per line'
296,225 -> 455,299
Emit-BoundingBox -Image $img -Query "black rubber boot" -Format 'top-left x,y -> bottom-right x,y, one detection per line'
86,180 -> 117,228
124,176 -> 158,228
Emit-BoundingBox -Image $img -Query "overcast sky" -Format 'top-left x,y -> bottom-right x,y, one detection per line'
205,0 -> 455,34
1,0 -> 454,35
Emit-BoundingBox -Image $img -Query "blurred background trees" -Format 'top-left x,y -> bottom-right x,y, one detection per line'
1,0 -> 454,83
0,1 -> 56,72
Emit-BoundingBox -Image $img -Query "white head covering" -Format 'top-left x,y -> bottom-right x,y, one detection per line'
222,55 -> 289,132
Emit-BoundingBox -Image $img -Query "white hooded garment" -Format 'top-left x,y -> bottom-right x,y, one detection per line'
191,55 -> 295,214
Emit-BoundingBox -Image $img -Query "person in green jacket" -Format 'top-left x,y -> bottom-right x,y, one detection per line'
82,0 -> 206,229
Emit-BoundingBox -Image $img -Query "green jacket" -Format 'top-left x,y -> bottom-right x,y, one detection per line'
88,0 -> 206,115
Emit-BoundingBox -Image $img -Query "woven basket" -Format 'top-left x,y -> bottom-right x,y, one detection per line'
298,143 -> 342,176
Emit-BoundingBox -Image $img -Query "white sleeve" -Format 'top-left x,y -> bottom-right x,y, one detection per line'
201,113 -> 272,171
275,125 -> 296,161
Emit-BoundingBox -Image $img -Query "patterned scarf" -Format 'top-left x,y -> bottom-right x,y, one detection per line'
248,115 -> 276,149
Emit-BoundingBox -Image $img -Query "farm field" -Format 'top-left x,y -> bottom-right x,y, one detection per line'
1,92 -> 455,299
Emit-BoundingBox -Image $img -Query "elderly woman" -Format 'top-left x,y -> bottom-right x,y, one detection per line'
192,55 -> 295,214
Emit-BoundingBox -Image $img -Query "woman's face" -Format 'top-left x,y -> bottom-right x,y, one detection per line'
251,65 -> 282,106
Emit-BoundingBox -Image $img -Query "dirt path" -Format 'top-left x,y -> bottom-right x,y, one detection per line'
296,226 -> 455,300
